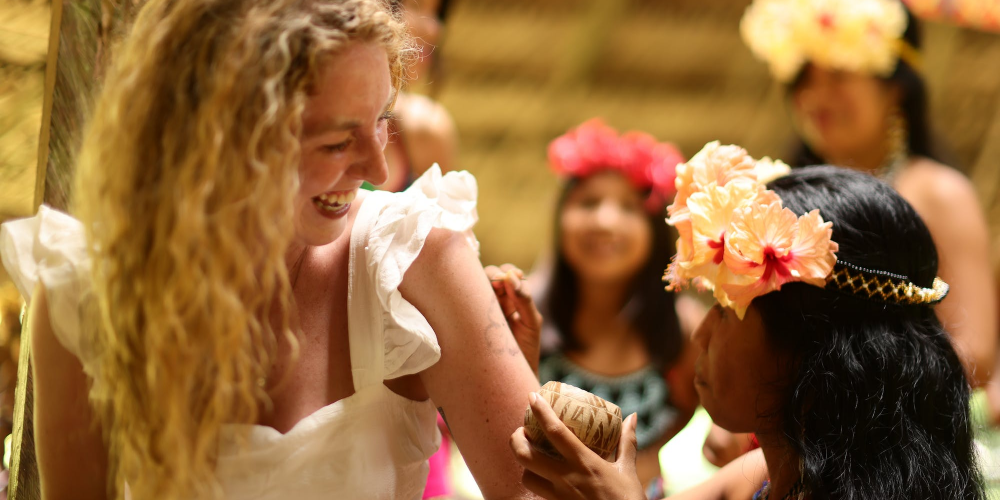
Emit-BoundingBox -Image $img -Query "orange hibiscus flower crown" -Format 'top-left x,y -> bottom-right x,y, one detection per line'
548,119 -> 685,213
663,142 -> 948,319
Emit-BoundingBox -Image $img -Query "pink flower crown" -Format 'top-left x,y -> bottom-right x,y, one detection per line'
548,119 -> 684,213
664,142 -> 839,319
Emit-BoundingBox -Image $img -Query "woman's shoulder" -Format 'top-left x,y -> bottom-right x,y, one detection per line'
0,206 -> 92,362
895,158 -> 989,251
357,166 -> 479,254
898,158 -> 978,210
349,167 -> 480,380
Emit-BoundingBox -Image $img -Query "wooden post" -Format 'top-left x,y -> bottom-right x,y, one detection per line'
8,306 -> 38,500
8,0 -> 65,496
10,0 -> 146,497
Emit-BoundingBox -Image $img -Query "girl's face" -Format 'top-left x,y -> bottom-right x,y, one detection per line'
791,64 -> 900,162
559,172 -> 652,285
294,42 -> 394,246
402,0 -> 443,81
692,304 -> 791,434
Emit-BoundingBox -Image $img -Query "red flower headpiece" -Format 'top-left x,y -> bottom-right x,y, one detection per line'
548,119 -> 684,213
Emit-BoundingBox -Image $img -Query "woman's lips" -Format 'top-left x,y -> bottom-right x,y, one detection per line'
311,188 -> 357,219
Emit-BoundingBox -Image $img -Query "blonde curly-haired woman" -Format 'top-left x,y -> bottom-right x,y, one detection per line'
0,0 -> 540,498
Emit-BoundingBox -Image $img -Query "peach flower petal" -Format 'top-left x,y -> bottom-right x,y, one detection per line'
786,209 -> 839,287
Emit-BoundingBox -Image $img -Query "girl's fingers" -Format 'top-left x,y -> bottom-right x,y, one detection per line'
527,392 -> 595,467
499,263 -> 524,279
510,284 -> 542,331
615,413 -> 639,469
509,426 -> 567,482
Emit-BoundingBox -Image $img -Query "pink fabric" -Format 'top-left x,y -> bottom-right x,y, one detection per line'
422,414 -> 452,499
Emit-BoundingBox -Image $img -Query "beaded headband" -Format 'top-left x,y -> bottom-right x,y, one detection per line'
548,118 -> 684,213
663,142 -> 949,318
826,261 -> 949,305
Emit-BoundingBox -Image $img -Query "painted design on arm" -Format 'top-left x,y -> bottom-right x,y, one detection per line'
483,298 -> 521,358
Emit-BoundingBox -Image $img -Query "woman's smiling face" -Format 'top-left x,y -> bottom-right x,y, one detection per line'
293,42 -> 394,246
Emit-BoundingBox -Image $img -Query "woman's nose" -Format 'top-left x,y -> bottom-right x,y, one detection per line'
594,201 -> 621,228
357,131 -> 389,186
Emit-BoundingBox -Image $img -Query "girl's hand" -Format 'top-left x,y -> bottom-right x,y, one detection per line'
485,264 -> 542,375
509,392 -> 646,500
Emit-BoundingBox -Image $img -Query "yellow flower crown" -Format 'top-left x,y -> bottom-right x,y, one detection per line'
741,0 -> 921,83
663,142 -> 948,319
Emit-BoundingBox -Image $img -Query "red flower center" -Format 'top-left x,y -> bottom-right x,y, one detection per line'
708,235 -> 726,265
760,246 -> 794,282
819,12 -> 835,30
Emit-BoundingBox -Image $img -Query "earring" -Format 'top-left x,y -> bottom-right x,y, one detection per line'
876,108 -> 909,183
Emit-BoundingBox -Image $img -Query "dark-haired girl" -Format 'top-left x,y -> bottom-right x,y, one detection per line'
510,143 -> 984,500
532,119 -> 702,497
703,0 -> 998,467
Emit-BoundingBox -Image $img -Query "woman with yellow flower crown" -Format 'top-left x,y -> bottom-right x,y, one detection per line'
508,143 -> 985,499
745,0 -> 997,383
700,0 -> 1000,468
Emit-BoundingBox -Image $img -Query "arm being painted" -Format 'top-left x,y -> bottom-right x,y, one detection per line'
401,228 -> 541,499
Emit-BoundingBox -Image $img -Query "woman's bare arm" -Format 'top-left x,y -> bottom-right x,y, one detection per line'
670,448 -> 766,500
400,229 -> 541,499
29,284 -> 108,499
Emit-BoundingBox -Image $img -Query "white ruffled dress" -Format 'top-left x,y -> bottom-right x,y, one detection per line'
0,166 -> 479,500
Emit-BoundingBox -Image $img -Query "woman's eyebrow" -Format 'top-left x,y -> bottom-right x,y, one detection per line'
304,91 -> 398,138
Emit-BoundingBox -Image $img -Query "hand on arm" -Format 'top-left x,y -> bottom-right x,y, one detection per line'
485,264 -> 543,376
29,284 -> 108,500
400,229 -> 540,499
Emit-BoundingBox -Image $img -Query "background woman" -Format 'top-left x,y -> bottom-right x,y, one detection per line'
749,0 -> 996,384
369,0 -> 457,192
510,145 -> 984,500
534,119 -> 701,497
0,0 -> 541,498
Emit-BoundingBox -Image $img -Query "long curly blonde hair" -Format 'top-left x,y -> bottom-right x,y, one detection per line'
71,0 -> 410,498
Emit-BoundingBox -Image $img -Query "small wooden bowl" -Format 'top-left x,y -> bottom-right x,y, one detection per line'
523,381 -> 623,461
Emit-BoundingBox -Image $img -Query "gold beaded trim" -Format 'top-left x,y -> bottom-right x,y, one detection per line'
825,261 -> 949,306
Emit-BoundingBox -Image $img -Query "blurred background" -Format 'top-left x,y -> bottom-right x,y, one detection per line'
1,0 -> 1000,497
3,0 -> 1000,269
432,0 -> 1000,271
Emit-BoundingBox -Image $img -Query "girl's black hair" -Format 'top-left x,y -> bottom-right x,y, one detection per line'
789,6 -> 943,166
754,167 -> 983,499
544,176 -> 685,369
